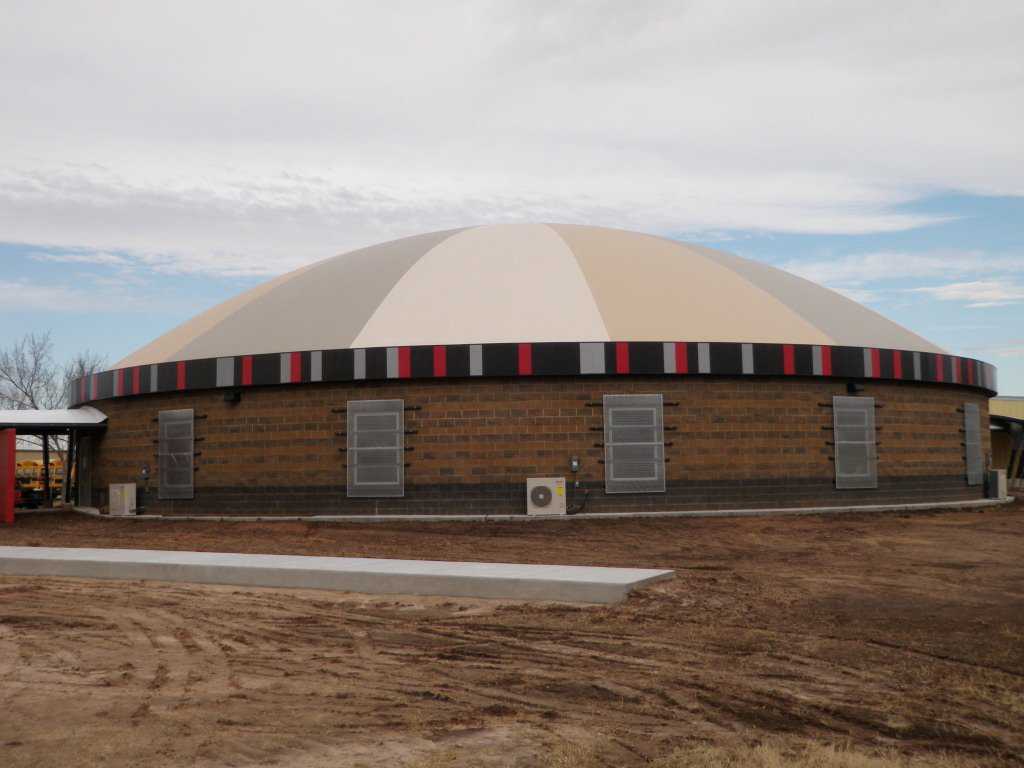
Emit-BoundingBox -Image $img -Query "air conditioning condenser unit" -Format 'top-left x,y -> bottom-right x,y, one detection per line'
109,483 -> 137,516
526,477 -> 567,515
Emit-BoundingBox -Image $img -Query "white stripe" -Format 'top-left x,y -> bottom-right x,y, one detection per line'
280,353 -> 291,383
469,344 -> 483,376
216,357 -> 234,387
697,343 -> 710,374
354,349 -> 366,380
812,346 -> 823,376
310,351 -> 323,382
741,343 -> 754,374
150,364 -> 158,392
913,352 -> 922,380
662,342 -> 676,374
386,347 -> 399,378
863,348 -> 873,377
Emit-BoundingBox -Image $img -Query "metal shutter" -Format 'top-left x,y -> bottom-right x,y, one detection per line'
158,409 -> 194,500
603,394 -> 665,494
964,402 -> 983,486
832,396 -> 878,489
347,399 -> 404,497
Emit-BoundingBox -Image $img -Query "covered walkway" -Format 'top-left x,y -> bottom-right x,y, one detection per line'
0,407 -> 107,523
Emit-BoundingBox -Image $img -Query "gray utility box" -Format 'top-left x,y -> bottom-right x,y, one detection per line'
986,469 -> 1007,500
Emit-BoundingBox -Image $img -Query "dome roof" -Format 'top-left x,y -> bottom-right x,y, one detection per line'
119,223 -> 942,367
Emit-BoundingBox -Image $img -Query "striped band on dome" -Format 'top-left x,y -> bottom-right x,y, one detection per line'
71,341 -> 998,406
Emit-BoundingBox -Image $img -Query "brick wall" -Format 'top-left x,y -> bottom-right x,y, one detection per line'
86,376 -> 991,515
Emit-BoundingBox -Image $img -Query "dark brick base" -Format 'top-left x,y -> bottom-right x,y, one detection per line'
108,475 -> 985,517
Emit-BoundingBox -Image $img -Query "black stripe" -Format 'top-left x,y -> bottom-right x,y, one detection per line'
139,364 -> 152,393
685,343 -> 699,374
365,348 -> 387,380
921,352 -> 936,382
793,345 -> 813,376
830,346 -> 864,378
628,342 -> 663,374
709,343 -> 742,375
483,343 -> 517,376
877,348 -> 893,379
188,358 -> 217,390
157,363 -> 177,392
447,345 -> 470,378
533,342 -> 580,376
900,351 -> 914,378
300,351 -> 311,382
753,344 -> 783,375
251,354 -> 279,386
324,349 -> 353,381
410,346 -> 434,378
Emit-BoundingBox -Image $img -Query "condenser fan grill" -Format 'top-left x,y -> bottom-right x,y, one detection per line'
530,484 -> 552,508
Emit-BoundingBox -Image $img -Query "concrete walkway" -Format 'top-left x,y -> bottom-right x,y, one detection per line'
0,546 -> 673,604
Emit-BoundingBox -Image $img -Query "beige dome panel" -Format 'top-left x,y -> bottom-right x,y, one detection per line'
552,224 -> 834,345
351,224 -> 609,347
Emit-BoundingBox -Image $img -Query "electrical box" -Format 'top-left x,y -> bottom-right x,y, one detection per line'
986,469 -> 1007,500
108,483 -> 137,516
526,477 -> 567,515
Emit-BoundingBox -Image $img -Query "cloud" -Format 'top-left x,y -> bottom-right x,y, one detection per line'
777,250 -> 1024,287
0,2 -> 1021,276
908,280 -> 1024,308
29,251 -> 130,266
0,278 -> 163,313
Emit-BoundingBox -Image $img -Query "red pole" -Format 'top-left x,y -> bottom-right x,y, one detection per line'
0,428 -> 14,525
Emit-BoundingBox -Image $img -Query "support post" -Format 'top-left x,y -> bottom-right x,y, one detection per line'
65,429 -> 76,505
42,435 -> 51,508
0,428 -> 14,524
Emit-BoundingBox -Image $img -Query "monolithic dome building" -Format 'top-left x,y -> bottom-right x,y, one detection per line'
69,224 -> 997,516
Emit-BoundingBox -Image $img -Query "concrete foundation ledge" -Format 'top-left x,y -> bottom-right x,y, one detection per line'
0,546 -> 673,605
72,496 -> 1014,524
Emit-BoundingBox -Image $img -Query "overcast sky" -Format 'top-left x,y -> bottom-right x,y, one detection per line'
1,1 -> 1022,391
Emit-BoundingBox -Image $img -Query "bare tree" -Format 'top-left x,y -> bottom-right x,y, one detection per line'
0,331 -> 106,500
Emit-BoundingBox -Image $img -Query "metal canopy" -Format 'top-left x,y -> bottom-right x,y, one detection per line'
0,406 -> 107,435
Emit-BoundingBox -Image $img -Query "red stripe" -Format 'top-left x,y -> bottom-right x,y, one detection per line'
393,346 -> 408,378
783,344 -> 795,375
821,346 -> 832,376
870,348 -> 881,378
432,345 -> 446,377
892,350 -> 902,379
934,354 -> 944,382
518,343 -> 532,375
242,356 -> 253,386
675,342 -> 688,374
132,366 -> 141,394
958,357 -> 965,383
290,351 -> 302,383
616,342 -> 630,374
967,360 -> 974,386
176,361 -> 186,390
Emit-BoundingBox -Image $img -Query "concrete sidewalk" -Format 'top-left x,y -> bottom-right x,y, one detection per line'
0,546 -> 673,604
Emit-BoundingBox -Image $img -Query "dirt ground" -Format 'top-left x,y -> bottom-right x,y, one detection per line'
1,503 -> 1023,767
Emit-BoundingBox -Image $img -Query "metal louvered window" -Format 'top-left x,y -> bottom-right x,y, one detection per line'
603,394 -> 665,494
347,399 -> 404,497
832,396 -> 877,490
158,409 -> 194,500
964,402 -> 983,486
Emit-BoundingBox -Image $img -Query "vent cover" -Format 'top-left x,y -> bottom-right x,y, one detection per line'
964,402 -> 983,486
158,409 -> 194,500
832,396 -> 878,490
347,399 -> 404,497
603,394 -> 665,494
